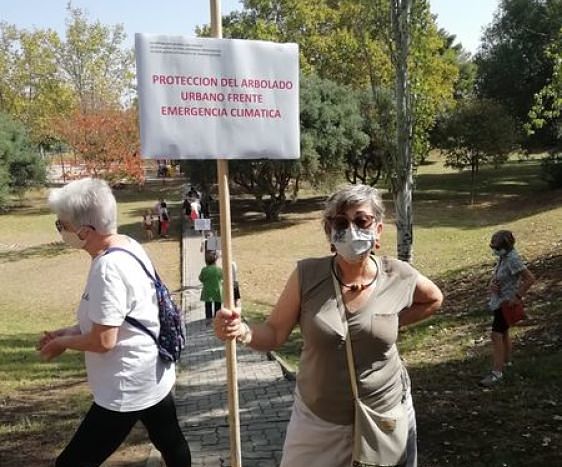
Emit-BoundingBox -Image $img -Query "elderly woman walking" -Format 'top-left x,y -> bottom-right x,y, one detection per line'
37,178 -> 190,467
214,184 -> 443,467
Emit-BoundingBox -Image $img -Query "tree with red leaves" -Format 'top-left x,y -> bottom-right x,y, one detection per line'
54,108 -> 143,185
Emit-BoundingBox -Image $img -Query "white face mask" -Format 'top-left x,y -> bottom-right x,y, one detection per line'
492,248 -> 507,257
331,226 -> 375,263
60,229 -> 87,249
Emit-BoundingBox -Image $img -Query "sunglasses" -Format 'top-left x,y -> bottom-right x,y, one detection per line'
55,220 -> 95,233
330,214 -> 376,231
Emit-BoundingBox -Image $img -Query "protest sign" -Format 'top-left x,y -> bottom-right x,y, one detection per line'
136,35 -> 299,160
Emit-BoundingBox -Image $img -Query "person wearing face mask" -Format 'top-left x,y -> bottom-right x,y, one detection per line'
213,184 -> 443,467
480,230 -> 536,387
37,178 -> 191,467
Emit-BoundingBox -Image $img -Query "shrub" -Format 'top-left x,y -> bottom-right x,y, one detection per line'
541,152 -> 562,188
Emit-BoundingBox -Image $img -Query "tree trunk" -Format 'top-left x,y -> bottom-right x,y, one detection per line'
394,183 -> 413,261
60,152 -> 66,183
470,158 -> 476,205
264,197 -> 285,222
391,0 -> 414,263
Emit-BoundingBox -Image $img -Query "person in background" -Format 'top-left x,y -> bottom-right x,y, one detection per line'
38,178 -> 190,467
214,184 -> 442,467
182,196 -> 192,222
189,198 -> 201,227
201,230 -> 217,255
153,198 -> 164,236
199,252 -> 223,323
479,230 -> 535,387
232,260 -> 241,308
142,209 -> 154,241
200,190 -> 212,219
160,201 -> 170,238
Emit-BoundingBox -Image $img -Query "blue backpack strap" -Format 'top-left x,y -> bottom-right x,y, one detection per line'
123,315 -> 159,345
103,247 -> 161,342
104,247 -> 160,284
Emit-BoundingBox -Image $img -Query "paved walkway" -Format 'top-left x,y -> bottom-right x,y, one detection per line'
174,228 -> 295,467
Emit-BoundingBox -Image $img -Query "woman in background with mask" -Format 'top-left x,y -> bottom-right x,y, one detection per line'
37,178 -> 190,467
479,230 -> 535,387
214,184 -> 442,467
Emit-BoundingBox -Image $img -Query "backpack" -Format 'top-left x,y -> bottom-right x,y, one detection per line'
104,247 -> 186,362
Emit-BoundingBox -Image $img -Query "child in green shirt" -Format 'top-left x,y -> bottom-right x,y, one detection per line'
199,252 -> 223,321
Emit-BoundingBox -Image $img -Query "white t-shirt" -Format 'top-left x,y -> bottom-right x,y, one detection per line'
77,237 -> 175,412
154,201 -> 162,216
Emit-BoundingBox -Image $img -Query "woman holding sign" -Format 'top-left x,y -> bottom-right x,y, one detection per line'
214,184 -> 442,467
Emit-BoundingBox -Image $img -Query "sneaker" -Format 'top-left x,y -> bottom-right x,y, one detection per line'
479,371 -> 503,387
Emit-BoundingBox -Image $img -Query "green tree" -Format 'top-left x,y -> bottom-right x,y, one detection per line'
230,75 -> 368,221
526,27 -> 562,142
0,112 -> 46,207
56,4 -> 134,111
388,0 -> 415,261
202,0 -> 457,166
204,0 -> 457,262
15,28 -> 74,147
436,29 -> 477,101
476,0 -> 562,143
437,99 -> 519,204
0,23 -> 19,115
347,87 -> 396,186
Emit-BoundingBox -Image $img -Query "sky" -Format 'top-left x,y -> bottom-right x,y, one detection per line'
0,0 -> 499,55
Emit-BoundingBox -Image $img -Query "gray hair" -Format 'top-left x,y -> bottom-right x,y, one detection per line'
48,178 -> 117,234
322,184 -> 384,237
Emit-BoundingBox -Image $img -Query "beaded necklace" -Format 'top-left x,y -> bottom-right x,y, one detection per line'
331,255 -> 378,292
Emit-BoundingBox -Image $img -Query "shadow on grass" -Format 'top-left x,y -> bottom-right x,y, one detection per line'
0,333 -> 153,467
0,334 -> 85,388
113,179 -> 186,204
411,343 -> 561,467
0,206 -> 53,217
412,160 -> 562,228
0,242 -> 72,263
243,242 -> 562,466
227,196 -> 326,238
118,205 -> 184,245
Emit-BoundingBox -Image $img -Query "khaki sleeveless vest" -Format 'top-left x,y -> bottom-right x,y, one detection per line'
296,255 -> 418,425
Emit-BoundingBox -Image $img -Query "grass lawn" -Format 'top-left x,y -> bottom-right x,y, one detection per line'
1,154 -> 561,466
232,154 -> 562,466
0,179 -> 184,466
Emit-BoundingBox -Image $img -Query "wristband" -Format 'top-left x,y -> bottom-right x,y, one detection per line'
236,322 -> 252,346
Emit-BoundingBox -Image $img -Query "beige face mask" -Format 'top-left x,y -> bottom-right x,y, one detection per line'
60,228 -> 87,249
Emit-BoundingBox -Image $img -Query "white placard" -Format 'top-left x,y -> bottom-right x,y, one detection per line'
194,218 -> 211,231
206,236 -> 221,251
135,35 -> 300,160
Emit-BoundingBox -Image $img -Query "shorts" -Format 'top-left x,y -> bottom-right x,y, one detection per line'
492,308 -> 509,334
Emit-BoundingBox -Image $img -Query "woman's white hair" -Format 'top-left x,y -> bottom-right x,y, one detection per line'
48,178 -> 117,234
322,184 -> 384,237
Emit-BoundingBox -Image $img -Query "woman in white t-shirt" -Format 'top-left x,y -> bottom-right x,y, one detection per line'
38,178 -> 190,467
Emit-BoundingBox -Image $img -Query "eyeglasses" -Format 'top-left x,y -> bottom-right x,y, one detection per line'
55,220 -> 95,233
329,213 -> 376,231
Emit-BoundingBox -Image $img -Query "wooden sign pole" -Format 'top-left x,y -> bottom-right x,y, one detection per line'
210,1 -> 242,466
